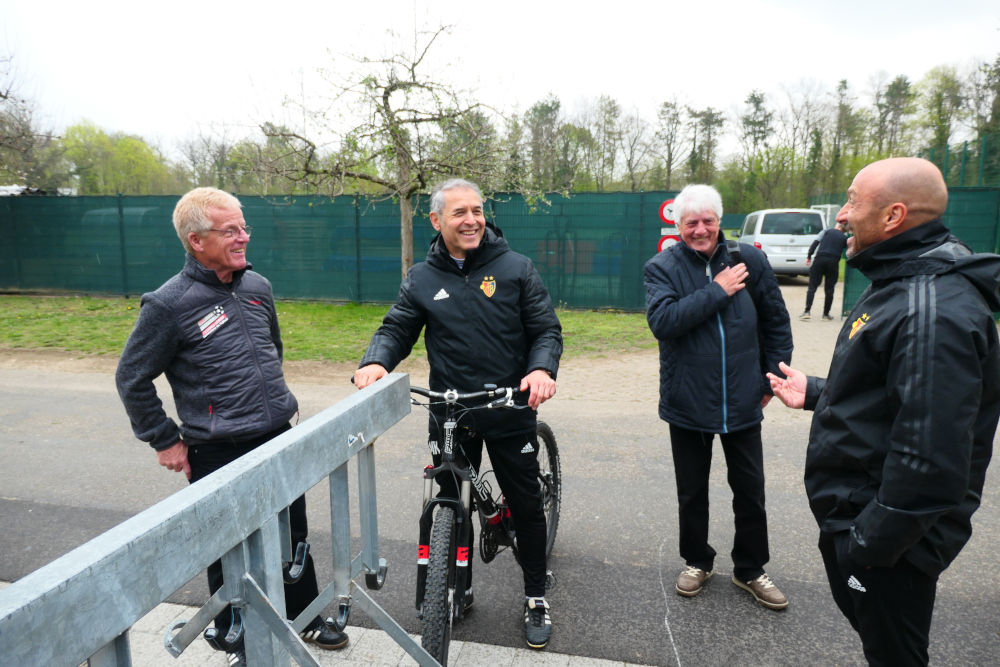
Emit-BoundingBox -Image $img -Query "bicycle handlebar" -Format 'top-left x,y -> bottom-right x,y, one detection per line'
410,385 -> 523,408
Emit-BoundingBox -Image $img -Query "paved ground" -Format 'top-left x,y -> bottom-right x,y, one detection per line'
1,279 -> 999,666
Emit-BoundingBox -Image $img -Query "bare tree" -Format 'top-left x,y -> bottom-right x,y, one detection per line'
618,108 -> 652,192
260,25 -> 522,277
652,97 -> 685,189
0,50 -> 62,188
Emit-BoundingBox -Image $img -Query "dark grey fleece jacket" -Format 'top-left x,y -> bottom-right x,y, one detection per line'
115,254 -> 298,450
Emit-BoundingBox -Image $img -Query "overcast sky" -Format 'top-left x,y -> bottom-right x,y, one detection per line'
3,0 -> 999,158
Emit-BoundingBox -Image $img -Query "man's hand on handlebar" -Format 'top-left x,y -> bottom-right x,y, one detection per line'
353,364 -> 388,389
520,369 -> 556,410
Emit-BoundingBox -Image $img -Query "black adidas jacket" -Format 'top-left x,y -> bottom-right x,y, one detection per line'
803,219 -> 1000,576
359,223 -> 562,437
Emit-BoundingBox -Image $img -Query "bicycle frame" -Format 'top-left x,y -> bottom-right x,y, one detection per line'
412,386 -> 519,621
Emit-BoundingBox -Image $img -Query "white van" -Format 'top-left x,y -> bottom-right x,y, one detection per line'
732,208 -> 827,277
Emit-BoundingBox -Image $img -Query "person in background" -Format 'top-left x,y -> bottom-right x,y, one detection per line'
801,221 -> 848,321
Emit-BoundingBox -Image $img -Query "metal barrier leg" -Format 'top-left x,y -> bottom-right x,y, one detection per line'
357,443 -> 387,589
330,462 -> 353,628
88,630 -> 131,667
244,515 -> 291,667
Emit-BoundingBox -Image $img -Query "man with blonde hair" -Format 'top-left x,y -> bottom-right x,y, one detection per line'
645,184 -> 793,610
769,158 -> 1000,666
116,187 -> 348,666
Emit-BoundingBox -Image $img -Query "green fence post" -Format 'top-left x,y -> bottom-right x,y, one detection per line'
959,141 -> 968,186
979,135 -> 987,186
354,196 -> 362,303
942,144 -> 950,183
116,193 -> 130,298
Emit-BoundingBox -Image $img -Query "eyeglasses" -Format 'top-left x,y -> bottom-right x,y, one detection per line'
207,226 -> 252,239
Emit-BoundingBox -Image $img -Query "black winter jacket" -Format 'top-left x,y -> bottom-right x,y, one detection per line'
116,254 -> 298,450
645,238 -> 793,433
360,224 -> 562,437
808,227 -> 848,260
803,219 -> 1000,576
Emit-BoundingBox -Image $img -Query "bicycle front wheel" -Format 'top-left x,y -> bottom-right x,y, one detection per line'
536,421 -> 561,558
421,506 -> 455,664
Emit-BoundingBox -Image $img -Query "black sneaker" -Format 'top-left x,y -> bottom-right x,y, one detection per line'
524,597 -> 551,649
227,650 -> 246,667
822,314 -> 834,322
299,617 -> 349,650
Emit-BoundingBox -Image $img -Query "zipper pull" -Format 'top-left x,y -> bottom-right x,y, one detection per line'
705,264 -> 711,278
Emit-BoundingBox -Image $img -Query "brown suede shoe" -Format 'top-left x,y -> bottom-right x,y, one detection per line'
732,573 -> 788,610
675,566 -> 713,597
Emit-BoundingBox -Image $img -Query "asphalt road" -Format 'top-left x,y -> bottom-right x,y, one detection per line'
1,281 -> 998,666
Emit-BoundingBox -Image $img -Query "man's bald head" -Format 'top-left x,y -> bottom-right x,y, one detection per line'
837,158 -> 949,257
857,157 -> 948,227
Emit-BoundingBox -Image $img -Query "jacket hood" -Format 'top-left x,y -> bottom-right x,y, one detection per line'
848,218 -> 1000,311
426,221 -> 509,273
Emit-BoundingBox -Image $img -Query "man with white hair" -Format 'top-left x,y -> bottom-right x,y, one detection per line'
354,178 -> 562,649
645,184 -> 793,610
116,187 -> 348,667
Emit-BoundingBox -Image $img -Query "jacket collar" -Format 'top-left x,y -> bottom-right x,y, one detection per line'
426,221 -> 509,274
846,218 -> 951,282
182,253 -> 251,287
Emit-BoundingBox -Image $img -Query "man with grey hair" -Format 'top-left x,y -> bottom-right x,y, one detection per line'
354,178 -> 563,649
645,184 -> 793,610
115,187 -> 348,666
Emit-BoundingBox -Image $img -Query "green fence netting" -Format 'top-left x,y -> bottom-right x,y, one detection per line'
808,188 -> 1000,317
0,191 -> 697,310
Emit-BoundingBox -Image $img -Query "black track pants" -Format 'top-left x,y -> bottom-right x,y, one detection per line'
188,423 -> 320,642
432,430 -> 548,597
805,254 -> 840,316
668,422 -> 770,582
819,531 -> 938,667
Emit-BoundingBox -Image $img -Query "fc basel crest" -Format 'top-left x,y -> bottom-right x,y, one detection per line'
849,313 -> 870,340
480,276 -> 496,298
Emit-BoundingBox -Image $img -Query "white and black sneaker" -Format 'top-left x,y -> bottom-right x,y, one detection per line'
227,650 -> 247,667
524,597 -> 551,649
299,616 -> 349,650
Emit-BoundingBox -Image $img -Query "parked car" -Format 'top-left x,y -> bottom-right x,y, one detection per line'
732,208 -> 828,277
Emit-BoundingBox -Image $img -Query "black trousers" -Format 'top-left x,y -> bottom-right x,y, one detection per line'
432,430 -> 548,597
668,423 -> 769,581
819,531 -> 938,667
188,423 -> 321,640
805,254 -> 840,316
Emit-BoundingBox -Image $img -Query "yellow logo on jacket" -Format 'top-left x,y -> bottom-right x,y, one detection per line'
849,313 -> 870,339
480,276 -> 496,298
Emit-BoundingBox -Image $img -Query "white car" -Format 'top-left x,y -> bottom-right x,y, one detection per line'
732,208 -> 828,277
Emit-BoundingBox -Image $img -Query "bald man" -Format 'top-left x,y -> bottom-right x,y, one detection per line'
768,157 -> 1000,667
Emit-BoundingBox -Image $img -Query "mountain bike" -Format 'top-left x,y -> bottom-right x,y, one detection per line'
410,384 -> 561,665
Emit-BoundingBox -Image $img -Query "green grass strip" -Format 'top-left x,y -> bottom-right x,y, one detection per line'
0,296 -> 656,362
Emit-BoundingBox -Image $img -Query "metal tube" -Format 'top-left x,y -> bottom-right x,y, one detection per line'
960,141 -> 968,186
244,516 -> 291,666
87,631 -> 131,667
357,444 -> 380,573
979,135 -> 988,186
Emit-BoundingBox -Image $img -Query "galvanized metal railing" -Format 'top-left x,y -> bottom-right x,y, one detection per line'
0,373 -> 442,667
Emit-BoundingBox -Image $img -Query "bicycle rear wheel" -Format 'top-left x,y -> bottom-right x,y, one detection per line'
536,421 -> 561,557
421,506 -> 455,664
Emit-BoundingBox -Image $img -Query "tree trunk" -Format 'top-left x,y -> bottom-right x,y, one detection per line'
400,194 -> 414,279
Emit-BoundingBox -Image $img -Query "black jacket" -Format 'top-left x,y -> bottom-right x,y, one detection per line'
360,224 -> 562,437
803,219 -> 1000,576
116,254 -> 298,450
645,238 -> 793,433
808,227 -> 848,260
